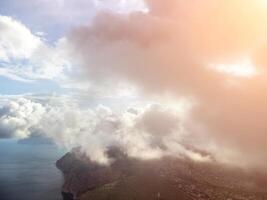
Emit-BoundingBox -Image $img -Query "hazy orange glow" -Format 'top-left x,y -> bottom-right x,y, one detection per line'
62,0 -> 267,169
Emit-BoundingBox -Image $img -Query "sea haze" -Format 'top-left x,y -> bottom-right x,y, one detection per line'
0,139 -> 66,200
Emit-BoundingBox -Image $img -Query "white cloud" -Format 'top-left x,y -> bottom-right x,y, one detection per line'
0,98 -> 45,138
1,93 -> 265,169
0,16 -> 42,61
0,16 -> 70,82
0,95 -> 212,165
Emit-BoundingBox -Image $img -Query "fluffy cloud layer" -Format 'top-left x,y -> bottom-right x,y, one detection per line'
0,96 -> 213,165
0,98 -> 45,138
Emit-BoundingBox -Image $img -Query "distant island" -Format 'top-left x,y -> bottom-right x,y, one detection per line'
18,136 -> 54,145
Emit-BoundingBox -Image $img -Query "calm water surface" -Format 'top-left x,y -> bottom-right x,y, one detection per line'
0,139 -> 66,200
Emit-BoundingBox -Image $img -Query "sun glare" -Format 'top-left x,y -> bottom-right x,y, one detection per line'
210,60 -> 257,78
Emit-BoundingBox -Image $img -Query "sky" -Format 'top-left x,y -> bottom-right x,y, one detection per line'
1,0 -> 267,171
0,0 -> 146,94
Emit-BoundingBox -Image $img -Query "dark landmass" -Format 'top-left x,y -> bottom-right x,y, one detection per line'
56,148 -> 267,200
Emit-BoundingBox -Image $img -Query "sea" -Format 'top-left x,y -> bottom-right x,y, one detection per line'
0,139 -> 66,200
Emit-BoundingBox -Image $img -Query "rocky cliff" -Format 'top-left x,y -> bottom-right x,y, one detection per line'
57,148 -> 267,200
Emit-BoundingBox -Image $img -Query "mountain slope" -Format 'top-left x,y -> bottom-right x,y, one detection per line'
56,148 -> 267,200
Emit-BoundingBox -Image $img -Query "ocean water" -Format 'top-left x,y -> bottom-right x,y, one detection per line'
0,139 -> 66,200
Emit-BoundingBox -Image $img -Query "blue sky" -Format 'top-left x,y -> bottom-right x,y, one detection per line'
0,77 -> 64,95
0,0 -> 96,41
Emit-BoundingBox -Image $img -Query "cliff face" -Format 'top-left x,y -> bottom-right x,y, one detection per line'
57,148 -> 267,200
56,148 -> 125,199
